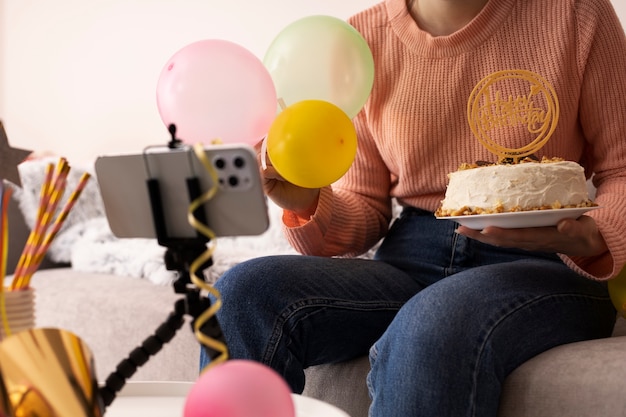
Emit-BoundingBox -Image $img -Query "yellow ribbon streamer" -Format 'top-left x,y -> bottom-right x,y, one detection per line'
188,142 -> 229,371
1,187 -> 12,338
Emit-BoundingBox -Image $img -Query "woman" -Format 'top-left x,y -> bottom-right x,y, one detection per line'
201,0 -> 626,415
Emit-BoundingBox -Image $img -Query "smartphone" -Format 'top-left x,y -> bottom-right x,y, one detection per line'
95,144 -> 269,239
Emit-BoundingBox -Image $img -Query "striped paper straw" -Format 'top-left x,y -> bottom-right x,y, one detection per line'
11,158 -> 85,289
19,172 -> 91,287
12,163 -> 55,281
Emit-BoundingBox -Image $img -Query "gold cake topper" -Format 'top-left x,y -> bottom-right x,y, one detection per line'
467,69 -> 559,163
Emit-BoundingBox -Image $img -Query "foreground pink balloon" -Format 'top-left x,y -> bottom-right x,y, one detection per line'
184,360 -> 295,417
157,39 -> 277,145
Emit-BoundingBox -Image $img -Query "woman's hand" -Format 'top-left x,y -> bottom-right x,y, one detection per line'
255,140 -> 320,218
455,215 -> 608,257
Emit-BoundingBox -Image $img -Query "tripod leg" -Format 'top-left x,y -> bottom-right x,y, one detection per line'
99,299 -> 186,408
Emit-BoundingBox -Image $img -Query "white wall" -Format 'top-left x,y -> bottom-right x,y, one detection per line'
0,0 -> 625,163
615,2 -> 626,28
0,0 -> 379,162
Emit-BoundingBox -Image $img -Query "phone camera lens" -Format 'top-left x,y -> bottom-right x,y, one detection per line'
228,176 -> 239,187
233,156 -> 245,169
214,158 -> 226,169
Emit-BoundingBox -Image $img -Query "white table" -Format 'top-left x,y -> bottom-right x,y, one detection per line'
104,382 -> 350,417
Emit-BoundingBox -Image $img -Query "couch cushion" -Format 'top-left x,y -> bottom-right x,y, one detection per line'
303,316 -> 626,417
304,357 -> 370,417
498,333 -> 626,417
28,269 -> 200,383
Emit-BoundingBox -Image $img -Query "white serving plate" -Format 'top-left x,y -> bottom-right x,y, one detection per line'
437,206 -> 600,230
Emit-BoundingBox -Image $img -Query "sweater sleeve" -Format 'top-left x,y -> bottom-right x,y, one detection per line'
559,0 -> 626,280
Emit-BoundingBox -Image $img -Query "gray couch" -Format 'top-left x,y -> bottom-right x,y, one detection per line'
7,193 -> 626,417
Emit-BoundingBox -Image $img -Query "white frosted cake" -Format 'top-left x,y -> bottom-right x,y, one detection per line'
436,158 -> 595,217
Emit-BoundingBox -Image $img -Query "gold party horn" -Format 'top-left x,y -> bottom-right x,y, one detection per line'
0,328 -> 103,417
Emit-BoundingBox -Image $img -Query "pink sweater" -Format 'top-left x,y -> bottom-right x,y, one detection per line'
283,0 -> 626,281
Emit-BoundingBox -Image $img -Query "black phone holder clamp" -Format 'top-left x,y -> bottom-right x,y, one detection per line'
144,126 -> 214,293
98,131 -> 228,409
144,141 -> 227,359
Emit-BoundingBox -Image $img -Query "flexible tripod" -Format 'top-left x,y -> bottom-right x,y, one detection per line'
99,130 -> 227,408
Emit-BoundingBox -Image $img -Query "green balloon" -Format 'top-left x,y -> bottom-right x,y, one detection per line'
264,15 -> 375,119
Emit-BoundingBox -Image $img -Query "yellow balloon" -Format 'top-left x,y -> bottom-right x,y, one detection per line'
266,100 -> 357,188
608,266 -> 626,316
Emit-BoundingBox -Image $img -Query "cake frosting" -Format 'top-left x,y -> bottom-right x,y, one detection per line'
436,159 -> 595,217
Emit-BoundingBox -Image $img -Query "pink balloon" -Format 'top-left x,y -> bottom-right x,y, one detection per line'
183,360 -> 295,417
157,40 -> 277,145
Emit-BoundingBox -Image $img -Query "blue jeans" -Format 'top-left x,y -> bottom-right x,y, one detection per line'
200,207 -> 616,417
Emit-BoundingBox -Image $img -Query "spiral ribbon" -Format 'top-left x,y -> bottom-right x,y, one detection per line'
187,142 -> 229,370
